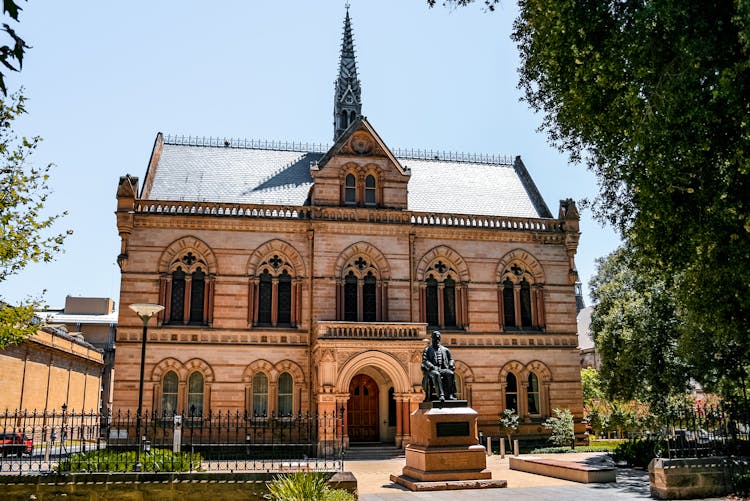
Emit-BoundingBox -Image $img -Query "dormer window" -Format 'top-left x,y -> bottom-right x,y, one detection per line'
345,173 -> 356,204
364,174 -> 376,206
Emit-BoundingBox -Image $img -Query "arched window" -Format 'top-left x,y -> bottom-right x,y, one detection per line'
423,267 -> 460,329
277,372 -> 293,416
277,270 -> 292,325
520,279 -> 532,327
443,276 -> 456,327
505,373 -> 518,412
344,271 -> 358,321
338,255 -> 383,322
425,275 -> 439,326
187,372 -> 204,417
257,269 -> 272,324
340,110 -> 349,130
344,173 -> 356,204
500,263 -> 544,331
162,371 -> 179,415
364,174 -> 376,206
527,372 -> 540,415
363,272 -> 377,322
252,253 -> 299,327
502,278 -> 515,327
164,249 -> 211,326
252,372 -> 268,416
189,268 -> 205,324
170,268 -> 186,323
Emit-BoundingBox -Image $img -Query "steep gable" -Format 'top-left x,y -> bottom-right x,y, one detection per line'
311,116 -> 410,209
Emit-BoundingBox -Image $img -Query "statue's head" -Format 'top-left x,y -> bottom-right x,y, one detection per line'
431,330 -> 441,346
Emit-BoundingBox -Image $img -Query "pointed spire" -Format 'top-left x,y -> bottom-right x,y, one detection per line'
333,4 -> 362,141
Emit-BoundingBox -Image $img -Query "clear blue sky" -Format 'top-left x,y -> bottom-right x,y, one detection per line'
1,1 -> 619,309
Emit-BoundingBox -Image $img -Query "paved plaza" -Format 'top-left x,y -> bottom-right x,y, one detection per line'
346,452 -> 725,500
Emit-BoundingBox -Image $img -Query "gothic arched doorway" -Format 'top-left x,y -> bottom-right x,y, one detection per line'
348,373 -> 379,442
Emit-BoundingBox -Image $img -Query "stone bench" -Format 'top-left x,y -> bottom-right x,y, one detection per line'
509,456 -> 616,483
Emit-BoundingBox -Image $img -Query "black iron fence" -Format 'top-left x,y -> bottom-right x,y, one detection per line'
651,402 -> 750,497
656,403 -> 750,459
0,409 -> 344,474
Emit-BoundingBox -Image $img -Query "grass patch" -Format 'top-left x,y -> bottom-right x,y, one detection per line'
588,439 -> 626,451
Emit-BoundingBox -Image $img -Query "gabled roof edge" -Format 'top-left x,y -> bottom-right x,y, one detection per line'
318,115 -> 410,176
513,155 -> 553,218
140,132 -> 165,199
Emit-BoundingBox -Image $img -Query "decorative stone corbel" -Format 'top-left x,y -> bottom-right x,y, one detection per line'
115,175 -> 139,271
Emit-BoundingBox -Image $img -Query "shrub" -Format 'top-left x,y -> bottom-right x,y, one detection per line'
498,409 -> 519,446
611,437 -> 665,468
543,408 -> 574,447
266,472 -> 355,501
57,448 -> 202,472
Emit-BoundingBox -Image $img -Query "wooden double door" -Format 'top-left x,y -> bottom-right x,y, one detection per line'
347,374 -> 379,442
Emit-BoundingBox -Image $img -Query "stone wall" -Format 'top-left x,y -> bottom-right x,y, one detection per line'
649,457 -> 731,499
0,471 -> 356,501
0,329 -> 103,412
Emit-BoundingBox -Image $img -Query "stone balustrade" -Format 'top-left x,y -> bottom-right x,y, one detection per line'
315,321 -> 427,340
134,200 -> 564,233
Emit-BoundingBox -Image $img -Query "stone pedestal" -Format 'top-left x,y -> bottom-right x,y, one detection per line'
390,401 -> 507,491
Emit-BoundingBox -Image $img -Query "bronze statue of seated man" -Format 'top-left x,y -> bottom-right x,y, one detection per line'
421,330 -> 456,401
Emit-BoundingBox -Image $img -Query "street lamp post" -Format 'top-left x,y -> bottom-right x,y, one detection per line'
129,303 -> 164,472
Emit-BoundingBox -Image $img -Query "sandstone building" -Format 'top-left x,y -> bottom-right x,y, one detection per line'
37,296 -> 118,412
0,326 -> 103,413
112,9 -> 583,446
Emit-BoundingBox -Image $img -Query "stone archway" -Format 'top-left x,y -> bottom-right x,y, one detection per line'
333,350 -> 414,447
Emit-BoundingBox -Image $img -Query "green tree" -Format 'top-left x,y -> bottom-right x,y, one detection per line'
512,0 -> 750,400
589,246 -> 689,407
1,1 -> 29,96
0,92 -> 69,348
497,408 -> 519,447
431,0 -> 750,402
581,367 -> 604,403
543,408 -> 574,447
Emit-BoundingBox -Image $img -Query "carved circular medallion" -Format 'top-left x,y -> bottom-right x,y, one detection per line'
350,132 -> 373,155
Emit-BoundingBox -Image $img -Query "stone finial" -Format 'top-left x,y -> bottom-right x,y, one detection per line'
559,199 -> 581,284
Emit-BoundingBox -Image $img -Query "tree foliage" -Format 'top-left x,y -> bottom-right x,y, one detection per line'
432,0 -> 750,400
1,1 -> 29,96
511,0 -> 750,398
589,246 -> 690,406
582,368 -> 655,437
543,408 -> 574,447
0,93 -> 69,348
427,0 -> 500,11
497,408 -> 519,445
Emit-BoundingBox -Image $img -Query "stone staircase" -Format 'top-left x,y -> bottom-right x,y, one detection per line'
344,443 -> 404,461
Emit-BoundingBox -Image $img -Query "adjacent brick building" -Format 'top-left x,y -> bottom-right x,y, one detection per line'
112,8 -> 584,446
0,327 -> 103,413
38,296 -> 118,412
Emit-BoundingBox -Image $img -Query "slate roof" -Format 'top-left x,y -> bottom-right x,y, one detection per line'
144,139 -> 552,219
36,311 -> 119,326
577,306 -> 595,350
